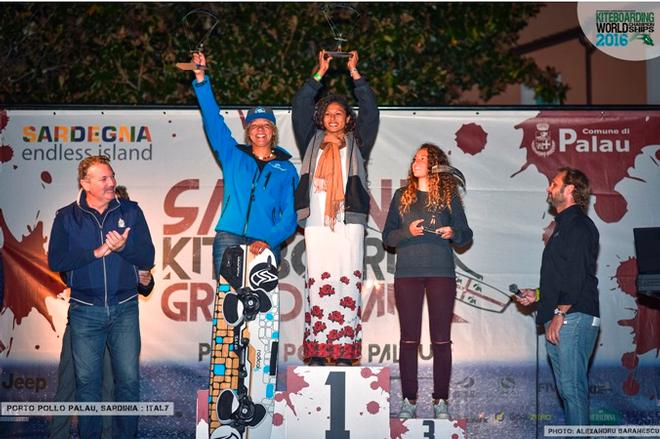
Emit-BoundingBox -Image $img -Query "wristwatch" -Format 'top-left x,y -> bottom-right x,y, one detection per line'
553,308 -> 567,318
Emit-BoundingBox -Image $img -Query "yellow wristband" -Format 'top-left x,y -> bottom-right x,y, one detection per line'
535,288 -> 541,302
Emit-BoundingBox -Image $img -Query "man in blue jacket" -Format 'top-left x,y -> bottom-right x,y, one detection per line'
48,155 -> 155,439
191,51 -> 299,278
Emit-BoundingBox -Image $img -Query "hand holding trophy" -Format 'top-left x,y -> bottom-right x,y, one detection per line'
191,51 -> 206,82
176,47 -> 209,72
346,50 -> 360,80
317,49 -> 332,77
314,49 -> 361,82
174,9 -> 218,72
322,4 -> 360,59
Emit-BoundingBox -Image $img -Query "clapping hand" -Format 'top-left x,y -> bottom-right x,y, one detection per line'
106,228 -> 130,252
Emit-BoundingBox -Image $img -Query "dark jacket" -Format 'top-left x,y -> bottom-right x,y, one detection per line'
383,188 -> 473,278
48,191 -> 155,306
138,275 -> 155,297
193,76 -> 299,248
292,77 -> 380,226
537,205 -> 600,324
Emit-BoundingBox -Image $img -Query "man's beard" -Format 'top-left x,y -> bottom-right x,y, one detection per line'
547,191 -> 565,209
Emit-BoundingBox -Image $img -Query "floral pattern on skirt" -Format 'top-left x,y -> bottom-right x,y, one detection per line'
303,223 -> 364,360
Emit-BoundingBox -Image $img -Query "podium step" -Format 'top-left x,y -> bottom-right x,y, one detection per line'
272,366 -> 391,439
197,366 -> 467,438
390,418 -> 467,438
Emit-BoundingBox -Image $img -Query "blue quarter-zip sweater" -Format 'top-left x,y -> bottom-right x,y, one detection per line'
48,191 -> 155,306
193,76 -> 299,249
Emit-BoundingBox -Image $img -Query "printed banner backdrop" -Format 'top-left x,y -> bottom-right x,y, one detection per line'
0,107 -> 658,437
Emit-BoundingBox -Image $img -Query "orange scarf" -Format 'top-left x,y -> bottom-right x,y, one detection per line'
313,135 -> 345,230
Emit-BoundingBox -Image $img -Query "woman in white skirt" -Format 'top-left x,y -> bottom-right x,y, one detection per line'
292,50 -> 380,366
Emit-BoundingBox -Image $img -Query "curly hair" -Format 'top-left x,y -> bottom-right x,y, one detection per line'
399,143 -> 460,215
313,93 -> 361,145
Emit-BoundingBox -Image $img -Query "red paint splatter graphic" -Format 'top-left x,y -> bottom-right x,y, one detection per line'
389,418 -> 410,439
275,368 -> 310,417
272,412 -> 283,426
623,375 -> 641,395
513,111 -> 660,223
621,351 -> 638,370
0,109 -> 8,131
454,419 -> 467,432
615,257 -> 638,298
0,110 -> 12,165
366,400 -> 380,414
360,367 -> 391,393
41,171 -> 52,184
238,109 -> 247,129
455,123 -> 488,156
0,145 -> 13,163
613,257 -> 660,395
0,209 -> 65,334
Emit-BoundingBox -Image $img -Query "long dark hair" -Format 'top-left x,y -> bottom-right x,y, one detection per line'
313,93 -> 361,145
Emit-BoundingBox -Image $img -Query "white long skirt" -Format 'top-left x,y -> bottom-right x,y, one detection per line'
303,223 -> 364,360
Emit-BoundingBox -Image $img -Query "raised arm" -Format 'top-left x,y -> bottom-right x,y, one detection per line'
349,51 -> 379,161
191,52 -> 239,165
291,50 -> 332,157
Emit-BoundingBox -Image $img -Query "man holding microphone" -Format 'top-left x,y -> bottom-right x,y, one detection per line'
516,167 -> 600,427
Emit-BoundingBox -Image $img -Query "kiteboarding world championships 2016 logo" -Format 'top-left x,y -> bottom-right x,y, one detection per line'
578,2 -> 660,61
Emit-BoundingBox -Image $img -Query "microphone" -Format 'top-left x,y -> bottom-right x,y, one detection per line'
509,283 -> 524,298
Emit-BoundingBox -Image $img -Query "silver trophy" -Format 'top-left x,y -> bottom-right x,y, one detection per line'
322,4 -> 360,59
432,164 -> 467,189
175,9 -> 219,71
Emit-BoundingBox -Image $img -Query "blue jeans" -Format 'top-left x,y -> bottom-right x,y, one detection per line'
212,231 -> 281,280
545,312 -> 599,425
49,324 -> 114,439
69,298 -> 141,439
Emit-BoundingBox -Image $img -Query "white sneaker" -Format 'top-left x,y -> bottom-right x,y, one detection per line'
433,399 -> 450,419
398,398 -> 417,419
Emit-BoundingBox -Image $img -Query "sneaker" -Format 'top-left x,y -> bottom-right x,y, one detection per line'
309,357 -> 326,366
398,398 -> 417,419
335,358 -> 352,366
433,399 -> 450,419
